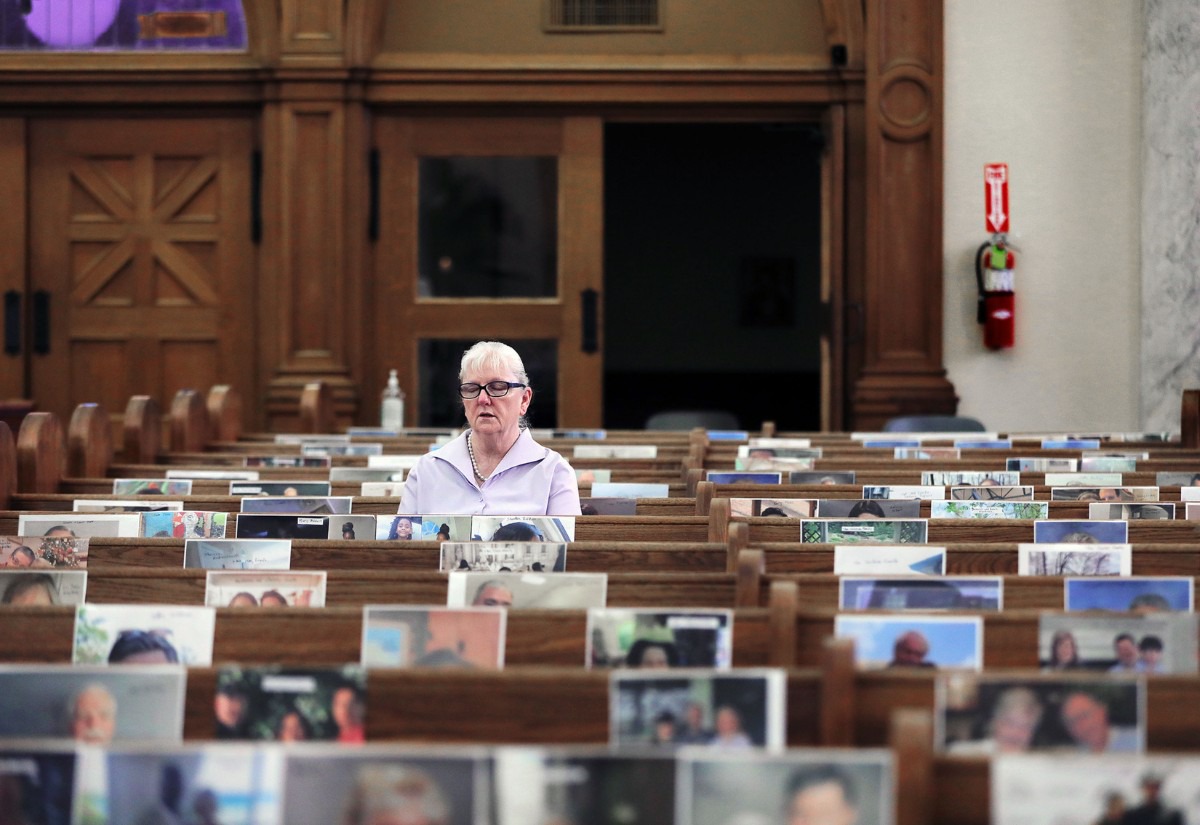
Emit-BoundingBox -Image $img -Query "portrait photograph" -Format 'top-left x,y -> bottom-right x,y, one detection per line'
73,604 -> 216,666
833,545 -> 947,576
141,511 -> 229,539
861,439 -> 919,449
579,497 -> 639,515
817,499 -> 921,518
239,495 -> 355,516
938,674 -> 1143,755
1185,503 -> 1200,521
835,615 -> 983,671
950,485 -> 1035,501
229,481 -> 333,497
839,576 -> 1002,612
735,455 -> 816,472
747,437 -> 812,449
923,471 -> 1020,486
75,743 -> 283,825
609,669 -> 786,751
1042,438 -> 1101,449
329,467 -> 405,483
895,446 -> 961,459
590,481 -> 670,499
737,444 -> 822,460
1065,576 -> 1193,613
706,471 -> 782,485
678,748 -> 893,825
0,535 -> 88,569
376,515 -> 424,541
0,569 -> 86,605
1038,613 -> 1197,674
586,608 -> 734,669
573,444 -> 657,459
184,538 -> 292,571
236,514 -> 330,541
0,743 -> 76,825
112,478 -> 193,496
205,571 -> 326,608
414,515 -> 476,543
0,664 -> 185,744
243,455 -> 329,469
359,481 -> 405,497
953,439 -> 1012,449
1079,457 -> 1138,472
1043,472 -> 1123,487
73,499 -> 183,513
731,498 -> 817,518
328,515 -> 379,542
574,468 -> 612,485
801,519 -> 929,544
361,606 -> 506,669
470,515 -> 575,543
790,470 -> 856,485
993,754 -> 1200,825
282,745 -> 490,825
932,500 -> 1048,520
302,442 -> 383,457
440,541 -> 567,573
1051,487 -> 1161,503
1157,471 -> 1200,488
1018,543 -> 1132,577
214,664 -> 366,744
862,485 -> 946,501
493,747 -> 675,825
1006,457 -> 1078,472
1088,502 -> 1174,520
17,514 -> 139,539
1033,520 -> 1129,544
446,572 -> 608,610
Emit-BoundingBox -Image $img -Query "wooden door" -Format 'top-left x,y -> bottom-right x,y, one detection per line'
373,116 -> 603,429
29,117 -> 256,425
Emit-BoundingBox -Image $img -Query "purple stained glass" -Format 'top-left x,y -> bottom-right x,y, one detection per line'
1,0 -> 247,50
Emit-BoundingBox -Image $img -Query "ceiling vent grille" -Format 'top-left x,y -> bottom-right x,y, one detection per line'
546,0 -> 662,31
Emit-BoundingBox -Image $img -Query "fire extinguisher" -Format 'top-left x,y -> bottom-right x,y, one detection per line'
975,235 -> 1015,349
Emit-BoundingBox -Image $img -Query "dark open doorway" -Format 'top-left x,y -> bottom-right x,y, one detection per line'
603,122 -> 824,431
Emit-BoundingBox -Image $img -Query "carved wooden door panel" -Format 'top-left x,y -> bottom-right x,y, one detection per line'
29,117 -> 256,425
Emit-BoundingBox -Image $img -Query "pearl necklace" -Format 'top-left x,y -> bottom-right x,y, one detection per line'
466,433 -> 489,483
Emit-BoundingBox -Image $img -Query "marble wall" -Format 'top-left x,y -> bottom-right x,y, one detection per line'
1142,0 -> 1200,433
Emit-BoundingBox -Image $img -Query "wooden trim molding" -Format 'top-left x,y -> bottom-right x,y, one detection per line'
850,0 -> 957,428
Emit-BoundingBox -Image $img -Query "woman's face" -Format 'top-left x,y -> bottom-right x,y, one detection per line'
9,584 -> 53,606
462,366 -> 531,440
278,712 -> 306,742
1055,635 -> 1076,662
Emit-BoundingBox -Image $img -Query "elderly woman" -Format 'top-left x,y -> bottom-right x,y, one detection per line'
398,341 -> 581,516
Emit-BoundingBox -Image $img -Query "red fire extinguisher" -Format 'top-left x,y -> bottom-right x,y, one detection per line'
976,235 -> 1015,349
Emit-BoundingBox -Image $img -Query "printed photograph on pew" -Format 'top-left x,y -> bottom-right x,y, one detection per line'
609,669 -> 786,751
939,673 -> 1144,755
361,606 -> 505,670
205,571 -> 326,608
586,608 -> 734,669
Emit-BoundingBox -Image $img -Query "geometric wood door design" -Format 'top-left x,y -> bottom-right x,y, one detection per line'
29,118 -> 256,427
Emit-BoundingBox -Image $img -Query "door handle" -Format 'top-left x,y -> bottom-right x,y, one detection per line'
3,290 -> 20,356
581,288 -> 599,354
32,290 -> 49,355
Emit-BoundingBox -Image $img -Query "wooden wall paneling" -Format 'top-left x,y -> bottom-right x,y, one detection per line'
346,0 -> 389,67
0,118 -> 26,401
818,0 -> 867,69
820,105 -> 846,430
342,82 -> 373,422
263,94 -> 359,430
850,0 -> 957,429
558,117 -> 604,428
28,118 -> 257,427
279,0 -> 345,60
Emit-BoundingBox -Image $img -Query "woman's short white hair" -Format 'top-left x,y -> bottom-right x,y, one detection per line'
459,341 -> 529,386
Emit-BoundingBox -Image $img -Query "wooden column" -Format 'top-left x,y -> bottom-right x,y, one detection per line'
850,0 -> 957,428
260,0 -> 364,431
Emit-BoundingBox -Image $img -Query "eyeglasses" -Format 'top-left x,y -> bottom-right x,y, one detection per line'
459,381 -> 527,399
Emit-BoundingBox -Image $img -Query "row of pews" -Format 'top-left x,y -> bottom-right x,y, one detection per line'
6,385 -> 1200,824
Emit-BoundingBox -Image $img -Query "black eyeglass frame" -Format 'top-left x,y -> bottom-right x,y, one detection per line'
458,381 -> 528,399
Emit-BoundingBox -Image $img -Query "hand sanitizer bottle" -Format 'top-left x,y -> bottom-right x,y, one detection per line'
381,369 -> 404,430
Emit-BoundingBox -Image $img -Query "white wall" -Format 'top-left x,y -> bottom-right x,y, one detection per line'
943,1 -> 1143,432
